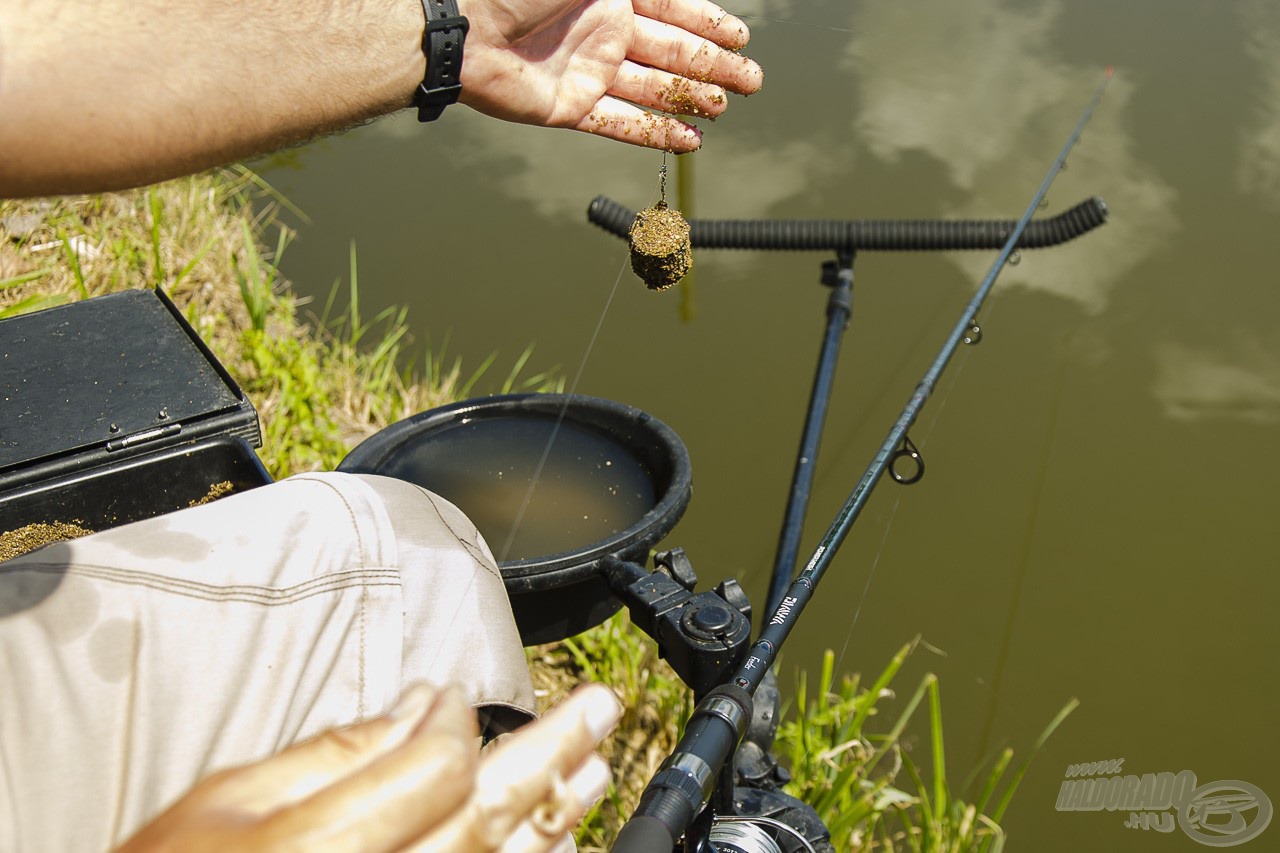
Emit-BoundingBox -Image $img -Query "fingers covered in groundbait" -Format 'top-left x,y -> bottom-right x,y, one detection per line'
629,16 -> 763,96
610,60 -> 730,118
578,98 -> 704,152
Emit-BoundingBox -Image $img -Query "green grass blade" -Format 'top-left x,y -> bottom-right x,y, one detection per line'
0,292 -> 67,319
347,241 -> 362,346
499,345 -> 534,394
56,229 -> 89,299
973,747 -> 1014,818
226,164 -> 313,225
990,697 -> 1079,823
458,351 -> 497,398
869,673 -> 933,770
0,268 -> 52,290
928,677 -> 948,825
148,187 -> 164,287
852,638 -> 917,733
171,235 -> 217,291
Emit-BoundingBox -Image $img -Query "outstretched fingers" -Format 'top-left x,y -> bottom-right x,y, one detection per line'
630,16 -> 763,95
580,1 -> 765,155
408,683 -> 622,852
610,60 -> 729,118
576,97 -> 704,152
256,685 -> 479,851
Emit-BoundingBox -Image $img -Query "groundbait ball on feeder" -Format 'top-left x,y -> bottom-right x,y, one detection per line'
628,202 -> 692,291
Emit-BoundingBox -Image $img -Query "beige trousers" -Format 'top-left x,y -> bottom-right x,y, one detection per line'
0,472 -> 535,852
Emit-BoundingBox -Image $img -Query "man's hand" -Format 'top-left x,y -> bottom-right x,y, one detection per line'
459,0 -> 763,152
116,683 -> 621,853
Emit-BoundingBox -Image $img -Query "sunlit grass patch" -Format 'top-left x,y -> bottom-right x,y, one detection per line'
777,644 -> 1077,851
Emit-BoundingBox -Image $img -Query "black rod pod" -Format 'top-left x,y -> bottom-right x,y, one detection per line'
608,68 -> 1114,852
338,393 -> 692,645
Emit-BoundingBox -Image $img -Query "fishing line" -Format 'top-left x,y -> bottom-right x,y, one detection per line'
832,485 -> 904,674
497,24 -> 717,563
496,151 -> 673,561
736,14 -> 857,35
418,192 -> 650,694
974,331 -> 1072,759
496,252 -> 630,563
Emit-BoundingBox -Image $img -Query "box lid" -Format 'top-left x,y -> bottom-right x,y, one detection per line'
0,289 -> 260,483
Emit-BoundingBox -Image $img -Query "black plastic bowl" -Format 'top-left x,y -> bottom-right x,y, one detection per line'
337,394 -> 692,645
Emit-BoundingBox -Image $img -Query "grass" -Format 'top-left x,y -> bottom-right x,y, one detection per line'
1,171 -> 1072,851
775,643 -> 1078,851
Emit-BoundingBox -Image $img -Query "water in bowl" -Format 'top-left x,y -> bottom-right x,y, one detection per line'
377,416 -> 657,562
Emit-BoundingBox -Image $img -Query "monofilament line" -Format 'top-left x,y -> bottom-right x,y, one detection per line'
496,254 -> 629,563
499,156 -> 673,560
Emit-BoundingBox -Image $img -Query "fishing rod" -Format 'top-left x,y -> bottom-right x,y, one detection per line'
595,69 -> 1113,852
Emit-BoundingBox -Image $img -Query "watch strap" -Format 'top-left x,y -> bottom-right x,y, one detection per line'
414,0 -> 469,122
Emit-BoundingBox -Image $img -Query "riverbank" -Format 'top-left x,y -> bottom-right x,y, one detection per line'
0,169 -> 694,848
1,171 -> 1061,851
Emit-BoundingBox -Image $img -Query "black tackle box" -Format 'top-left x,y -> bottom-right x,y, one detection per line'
0,288 -> 271,534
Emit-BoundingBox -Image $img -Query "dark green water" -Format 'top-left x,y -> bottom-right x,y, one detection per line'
258,1 -> 1280,848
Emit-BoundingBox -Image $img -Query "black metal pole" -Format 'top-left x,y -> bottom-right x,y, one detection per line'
765,252 -> 854,618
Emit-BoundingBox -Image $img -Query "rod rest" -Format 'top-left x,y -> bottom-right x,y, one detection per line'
587,195 -> 1108,252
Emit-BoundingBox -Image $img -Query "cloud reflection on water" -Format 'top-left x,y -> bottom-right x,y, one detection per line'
365,0 -> 1278,425
1154,340 -> 1280,424
1237,0 -> 1280,209
844,0 -> 1178,315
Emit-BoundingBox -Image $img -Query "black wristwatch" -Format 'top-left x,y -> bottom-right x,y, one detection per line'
414,0 -> 469,122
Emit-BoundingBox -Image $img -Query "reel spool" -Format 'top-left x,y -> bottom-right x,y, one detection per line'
338,393 -> 692,645
709,814 -> 824,853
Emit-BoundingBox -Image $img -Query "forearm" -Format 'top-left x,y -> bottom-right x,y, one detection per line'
0,0 -> 424,196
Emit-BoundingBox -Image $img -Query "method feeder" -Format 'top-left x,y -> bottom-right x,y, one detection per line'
587,70 -> 1113,852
